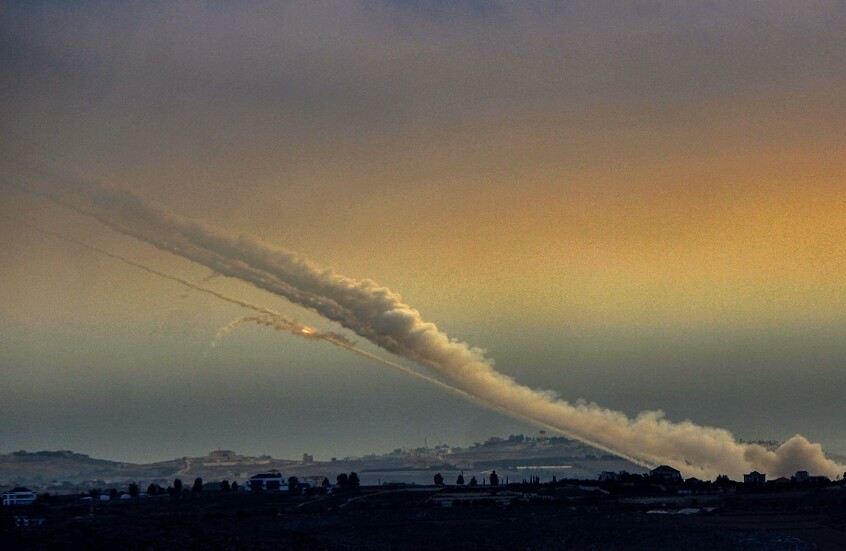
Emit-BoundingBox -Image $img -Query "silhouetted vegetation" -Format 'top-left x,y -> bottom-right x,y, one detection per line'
348,472 -> 360,488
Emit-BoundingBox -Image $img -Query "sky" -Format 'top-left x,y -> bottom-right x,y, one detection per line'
1,1 -> 845,468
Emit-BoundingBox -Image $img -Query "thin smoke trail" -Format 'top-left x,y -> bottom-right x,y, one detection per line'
212,314 -> 354,348
27,220 -> 638,464
152,271 -> 220,336
28,217 -> 493,404
8,164 -> 846,479
219,313 -> 652,468
25,220 -> 538,423
21,222 -> 317,337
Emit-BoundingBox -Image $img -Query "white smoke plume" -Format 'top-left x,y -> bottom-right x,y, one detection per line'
26,217 -> 515,418
22,221 -> 337,342
25,222 -> 623,462
215,313 -> 655,468
12,167 -> 846,480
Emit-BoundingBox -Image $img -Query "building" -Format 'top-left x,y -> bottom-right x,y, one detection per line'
200,449 -> 272,467
649,465 -> 682,483
598,471 -> 619,482
743,471 -> 766,486
793,471 -> 810,483
246,470 -> 288,492
2,488 -> 37,506
769,476 -> 791,486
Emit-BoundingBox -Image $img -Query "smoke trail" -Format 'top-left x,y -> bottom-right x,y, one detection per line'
212,314 -> 354,349
28,218 -> 489,410
10,166 -> 846,479
26,218 -> 522,422
26,218 -> 643,466
20,221 -> 331,340
22,218 -> 511,422
218,313 -> 652,467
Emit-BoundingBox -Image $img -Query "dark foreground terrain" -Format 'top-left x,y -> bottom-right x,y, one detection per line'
4,485 -> 846,550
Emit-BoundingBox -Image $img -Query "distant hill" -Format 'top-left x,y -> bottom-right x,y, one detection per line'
0,436 -> 644,492
0,450 -> 183,489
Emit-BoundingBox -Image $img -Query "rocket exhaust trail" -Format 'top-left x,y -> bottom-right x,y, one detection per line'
212,315 -> 353,348
9,164 -> 846,479
323,334 -> 651,468
219,313 -> 651,468
27,219 -> 643,464
22,222 -> 341,345
26,220 -> 575,442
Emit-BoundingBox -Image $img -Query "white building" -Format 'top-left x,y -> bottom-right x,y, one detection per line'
2,488 -> 37,506
246,470 -> 289,492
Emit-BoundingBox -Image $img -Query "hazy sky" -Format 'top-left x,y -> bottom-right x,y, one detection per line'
1,1 -> 845,464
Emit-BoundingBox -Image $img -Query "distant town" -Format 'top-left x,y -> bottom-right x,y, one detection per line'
4,434 -> 846,548
0,432 -> 642,492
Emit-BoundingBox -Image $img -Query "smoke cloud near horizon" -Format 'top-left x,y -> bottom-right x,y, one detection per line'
11,166 -> 846,480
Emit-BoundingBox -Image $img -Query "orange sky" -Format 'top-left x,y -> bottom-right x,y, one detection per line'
1,1 -> 845,462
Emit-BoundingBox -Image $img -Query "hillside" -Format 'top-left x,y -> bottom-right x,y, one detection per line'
0,436 -> 643,492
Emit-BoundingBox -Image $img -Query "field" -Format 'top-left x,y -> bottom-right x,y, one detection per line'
5,485 -> 846,549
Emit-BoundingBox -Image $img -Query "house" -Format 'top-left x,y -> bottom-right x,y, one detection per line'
649,465 -> 682,483
769,476 -> 791,486
743,471 -> 766,486
809,475 -> 831,485
209,449 -> 237,460
246,470 -> 289,492
2,487 -> 37,506
793,471 -> 810,483
598,471 -> 619,482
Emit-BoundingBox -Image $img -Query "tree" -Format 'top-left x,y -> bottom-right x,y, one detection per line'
322,477 -> 330,487
221,480 -> 231,492
434,473 -> 444,486
231,481 -> 239,492
456,473 -> 465,486
192,478 -> 204,493
288,476 -> 300,494
109,488 -> 118,500
128,483 -> 139,498
469,476 -> 478,486
489,471 -> 499,486
348,472 -> 360,488
173,478 -> 183,493
715,474 -> 732,488
337,473 -> 349,488
147,483 -> 158,496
